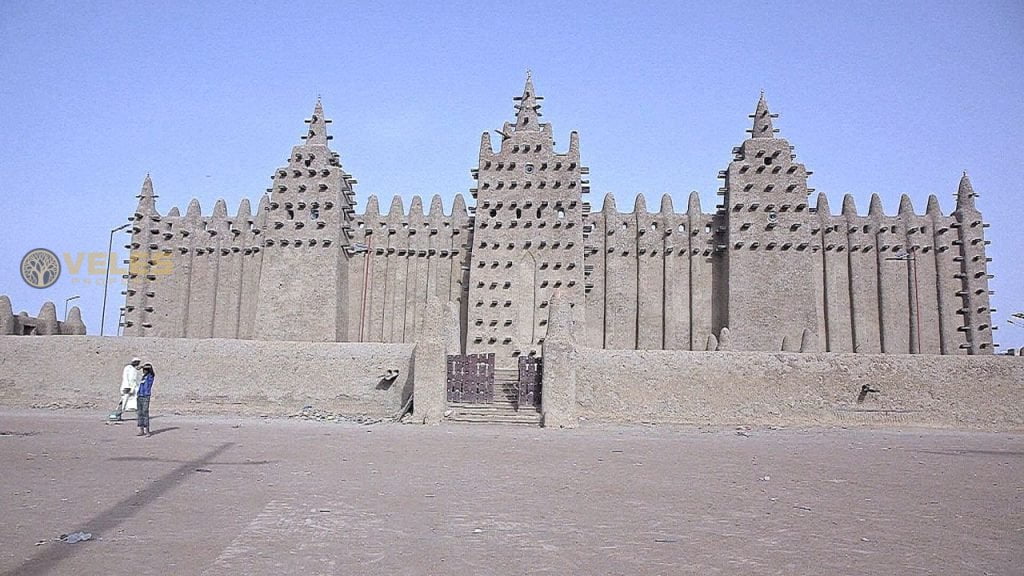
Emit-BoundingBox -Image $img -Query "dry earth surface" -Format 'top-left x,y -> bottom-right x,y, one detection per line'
0,409 -> 1021,575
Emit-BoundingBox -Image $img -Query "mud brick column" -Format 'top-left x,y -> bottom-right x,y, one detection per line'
413,297 -> 446,424
540,293 -> 578,428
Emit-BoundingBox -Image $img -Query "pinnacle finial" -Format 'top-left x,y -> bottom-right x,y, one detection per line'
956,170 -> 977,212
136,173 -> 157,215
303,98 -> 331,146
748,92 -> 778,139
513,73 -> 542,129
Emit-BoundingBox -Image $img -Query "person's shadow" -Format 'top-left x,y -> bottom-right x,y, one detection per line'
147,426 -> 179,437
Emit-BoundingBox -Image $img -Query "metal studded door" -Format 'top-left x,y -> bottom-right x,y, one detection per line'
446,353 -> 495,403
517,356 -> 542,408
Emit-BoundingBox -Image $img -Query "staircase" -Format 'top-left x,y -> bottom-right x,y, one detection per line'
447,369 -> 542,426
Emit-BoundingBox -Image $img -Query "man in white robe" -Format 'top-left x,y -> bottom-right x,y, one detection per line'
111,357 -> 141,421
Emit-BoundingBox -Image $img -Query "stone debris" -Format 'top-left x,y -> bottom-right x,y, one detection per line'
59,531 -> 92,544
288,405 -> 384,425
31,401 -> 97,410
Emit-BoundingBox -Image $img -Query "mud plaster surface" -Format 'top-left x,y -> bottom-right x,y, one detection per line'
1,410 -> 1021,575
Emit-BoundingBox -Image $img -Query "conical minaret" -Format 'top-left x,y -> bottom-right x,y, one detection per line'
465,74 -> 588,367
123,174 -> 161,336
720,93 -> 818,351
953,172 -> 994,354
253,99 -> 358,342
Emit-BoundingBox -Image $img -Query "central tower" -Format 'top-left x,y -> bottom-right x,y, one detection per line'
465,75 -> 588,366
719,93 -> 819,350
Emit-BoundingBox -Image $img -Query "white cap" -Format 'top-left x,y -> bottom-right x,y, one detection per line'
131,357 -> 141,364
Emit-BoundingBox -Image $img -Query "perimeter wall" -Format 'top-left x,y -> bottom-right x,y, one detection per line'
1,337 -> 1022,430
0,336 -> 414,417
575,349 -> 1024,430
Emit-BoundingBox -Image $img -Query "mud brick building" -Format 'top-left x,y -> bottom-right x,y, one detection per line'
122,77 -> 995,365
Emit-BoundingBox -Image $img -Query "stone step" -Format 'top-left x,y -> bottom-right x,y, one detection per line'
447,402 -> 542,425
447,405 -> 542,425
447,413 -> 541,425
450,400 -> 535,410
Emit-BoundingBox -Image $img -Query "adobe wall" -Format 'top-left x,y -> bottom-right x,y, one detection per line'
576,348 -> 1024,430
0,336 -> 414,417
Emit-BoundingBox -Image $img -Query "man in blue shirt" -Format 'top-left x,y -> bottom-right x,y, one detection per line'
137,363 -> 155,437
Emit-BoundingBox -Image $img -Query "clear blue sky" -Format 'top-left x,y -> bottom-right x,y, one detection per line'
1,0 -> 1021,348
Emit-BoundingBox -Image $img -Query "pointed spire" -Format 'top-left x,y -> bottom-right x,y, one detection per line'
452,194 -> 467,220
479,132 -> 493,156
841,194 -> 857,216
0,294 -> 14,335
211,198 -> 228,219
37,301 -> 58,336
255,195 -> 269,228
0,295 -> 13,335
687,191 -> 702,214
956,171 -> 977,211
512,72 -> 543,130
387,196 -> 404,219
748,92 -> 778,139
236,198 -> 252,220
601,193 -> 617,213
659,194 -> 674,214
815,192 -> 830,215
363,195 -> 380,218
868,193 -> 884,217
633,194 -> 647,214
136,174 -> 157,215
409,195 -> 424,218
65,306 -> 86,335
926,194 -> 942,216
898,194 -> 914,216
303,98 -> 331,146
429,195 -> 444,217
166,206 -> 181,218
185,198 -> 202,220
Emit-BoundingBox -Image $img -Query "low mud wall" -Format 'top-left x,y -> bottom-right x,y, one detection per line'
0,336 -> 415,417
577,349 -> 1024,430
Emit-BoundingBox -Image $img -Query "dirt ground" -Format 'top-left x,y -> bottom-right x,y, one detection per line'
0,410 -> 1021,576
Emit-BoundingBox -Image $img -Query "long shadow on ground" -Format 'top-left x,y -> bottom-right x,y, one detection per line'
5,442 -> 235,576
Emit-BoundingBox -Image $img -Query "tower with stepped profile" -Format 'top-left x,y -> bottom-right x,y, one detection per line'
718,92 -> 819,351
464,74 -> 589,366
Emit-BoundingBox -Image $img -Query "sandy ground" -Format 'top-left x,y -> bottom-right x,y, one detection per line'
0,410 -> 1021,576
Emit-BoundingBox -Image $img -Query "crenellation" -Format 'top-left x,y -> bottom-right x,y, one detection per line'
119,82 -> 995,359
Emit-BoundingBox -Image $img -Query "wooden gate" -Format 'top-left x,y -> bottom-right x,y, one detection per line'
446,353 -> 495,403
517,356 -> 542,408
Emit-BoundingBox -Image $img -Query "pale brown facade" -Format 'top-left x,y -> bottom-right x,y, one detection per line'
122,79 -> 996,359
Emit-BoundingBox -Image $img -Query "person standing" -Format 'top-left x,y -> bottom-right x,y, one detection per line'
136,363 -> 155,437
110,357 -> 141,421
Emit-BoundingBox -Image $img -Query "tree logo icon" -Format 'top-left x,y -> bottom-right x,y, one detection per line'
20,248 -> 61,289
